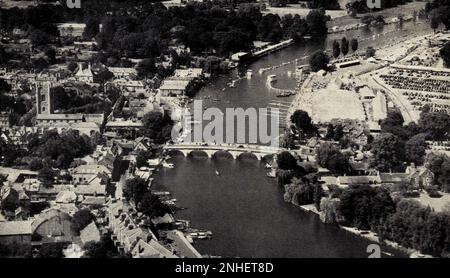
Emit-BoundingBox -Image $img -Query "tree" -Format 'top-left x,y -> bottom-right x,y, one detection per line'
136,150 -> 154,168
341,37 -> 349,56
44,47 -> 56,64
440,41 -> 450,68
83,232 -> 122,258
141,111 -> 173,144
277,151 -> 298,170
0,188 -> 19,212
371,133 -> 406,172
425,153 -> 450,192
83,18 -> 100,39
332,40 -> 340,58
281,131 -> 296,149
309,51 -> 329,72
379,198 -> 450,257
382,110 -> 404,127
95,67 -> 114,85
419,111 -> 450,140
269,0 -> 288,7
431,16 -> 440,33
36,244 -> 65,258
325,123 -> 335,140
306,9 -> 329,38
320,197 -> 343,224
137,58 -> 156,78
29,29 -> 53,47
339,185 -> 394,230
405,133 -> 427,165
139,191 -> 171,219
71,209 -> 95,235
380,110 -> 410,140
350,38 -> 358,53
123,177 -> 148,205
290,110 -> 316,135
308,0 -> 341,9
67,61 -> 78,72
30,129 -> 93,169
29,158 -> 44,171
316,143 -> 351,175
38,166 -> 55,187
313,183 -> 324,211
365,46 -> 376,58
333,124 -> 344,141
0,45 -> 8,66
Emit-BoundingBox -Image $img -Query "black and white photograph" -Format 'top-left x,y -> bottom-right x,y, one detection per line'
0,0 -> 449,266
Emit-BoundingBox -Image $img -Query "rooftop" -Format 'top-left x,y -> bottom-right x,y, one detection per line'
159,80 -> 190,91
0,220 -> 32,236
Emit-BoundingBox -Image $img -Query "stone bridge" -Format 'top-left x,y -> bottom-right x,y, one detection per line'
163,143 -> 284,160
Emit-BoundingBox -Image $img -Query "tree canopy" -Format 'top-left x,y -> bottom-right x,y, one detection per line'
316,142 -> 351,175
141,111 -> 174,144
71,209 -> 95,235
371,133 -> 406,172
290,110 -> 317,136
309,51 -> 329,72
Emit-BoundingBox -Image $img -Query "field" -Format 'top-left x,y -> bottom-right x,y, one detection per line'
330,1 -> 427,27
0,0 -> 40,9
311,85 -> 366,123
263,4 -> 347,19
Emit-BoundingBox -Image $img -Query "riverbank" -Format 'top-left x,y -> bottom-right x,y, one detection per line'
293,203 -> 432,258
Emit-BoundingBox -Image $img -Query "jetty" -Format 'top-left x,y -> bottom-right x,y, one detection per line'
251,39 -> 294,58
266,74 -> 295,97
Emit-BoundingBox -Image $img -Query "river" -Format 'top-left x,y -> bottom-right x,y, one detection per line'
154,20 -> 432,258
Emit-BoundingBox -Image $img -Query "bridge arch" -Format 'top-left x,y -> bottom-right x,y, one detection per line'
189,150 -> 212,159
166,149 -> 189,158
212,150 -> 234,160
237,152 -> 259,160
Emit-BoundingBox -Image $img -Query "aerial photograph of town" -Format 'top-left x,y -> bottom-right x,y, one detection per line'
0,0 -> 449,266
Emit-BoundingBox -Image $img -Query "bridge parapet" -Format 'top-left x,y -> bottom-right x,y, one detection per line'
164,144 -> 283,160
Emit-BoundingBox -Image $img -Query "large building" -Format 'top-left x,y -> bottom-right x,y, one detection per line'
108,67 -> 137,79
35,82 -> 104,135
372,91 -> 388,122
75,63 -> 94,84
0,221 -> 32,246
56,23 -> 86,38
158,80 -> 190,96
0,112 -> 10,128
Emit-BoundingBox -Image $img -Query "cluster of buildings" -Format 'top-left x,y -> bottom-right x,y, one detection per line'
34,81 -> 104,135
0,124 -> 200,257
319,163 -> 435,191
0,20 -> 212,258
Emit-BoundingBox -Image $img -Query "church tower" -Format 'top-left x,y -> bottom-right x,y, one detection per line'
36,82 -> 53,115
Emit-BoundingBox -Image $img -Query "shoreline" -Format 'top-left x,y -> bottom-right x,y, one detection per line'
293,203 -> 433,258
